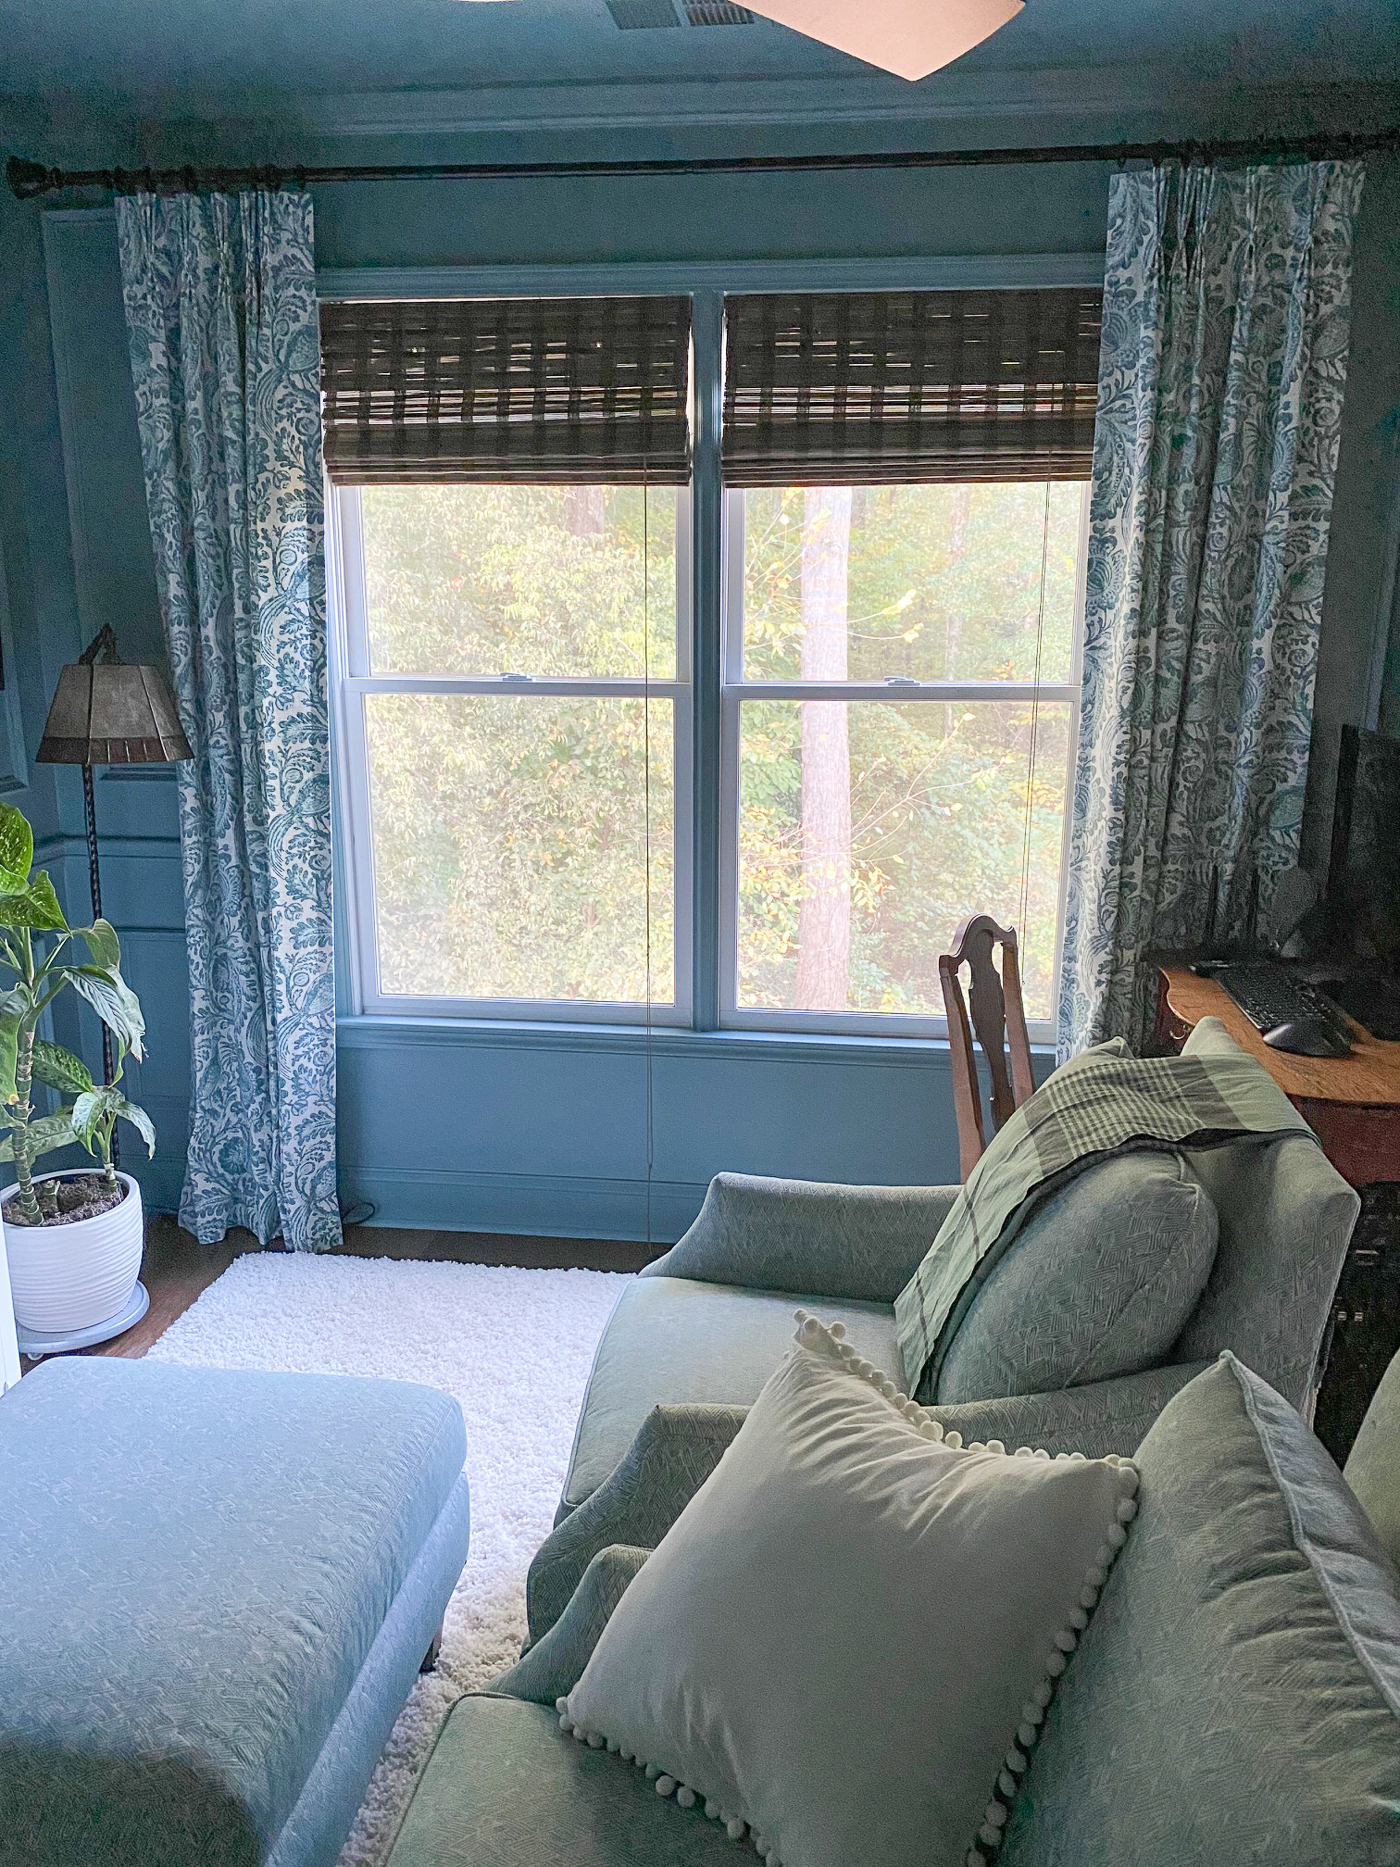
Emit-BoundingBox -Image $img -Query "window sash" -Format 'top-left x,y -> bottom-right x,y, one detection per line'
714,485 -> 1088,1041
329,485 -> 694,1022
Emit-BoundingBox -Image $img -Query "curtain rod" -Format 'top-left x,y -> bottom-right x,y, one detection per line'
8,125 -> 1400,201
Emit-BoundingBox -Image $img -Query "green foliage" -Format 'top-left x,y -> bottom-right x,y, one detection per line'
0,871 -> 67,932
358,480 -> 1084,1021
0,803 -> 34,895
0,800 -> 154,1222
30,1040 -> 94,1096
0,1112 -> 77,1165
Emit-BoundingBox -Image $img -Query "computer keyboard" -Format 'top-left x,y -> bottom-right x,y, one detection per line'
1211,963 -> 1349,1040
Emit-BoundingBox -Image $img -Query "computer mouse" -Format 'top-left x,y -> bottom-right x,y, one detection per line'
1262,1016 -> 1352,1058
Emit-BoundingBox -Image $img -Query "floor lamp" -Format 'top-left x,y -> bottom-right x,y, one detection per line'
36,624 -> 191,1114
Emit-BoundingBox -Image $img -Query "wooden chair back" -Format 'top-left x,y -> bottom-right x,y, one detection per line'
939,913 -> 1036,1181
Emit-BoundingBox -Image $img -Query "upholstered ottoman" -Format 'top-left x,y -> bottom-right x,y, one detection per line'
0,1355 -> 472,1867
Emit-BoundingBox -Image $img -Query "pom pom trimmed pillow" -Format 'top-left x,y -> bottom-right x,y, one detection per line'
561,1314 -> 1139,1867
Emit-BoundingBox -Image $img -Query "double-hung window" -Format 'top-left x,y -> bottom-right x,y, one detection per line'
719,289 -> 1099,1035
327,283 -> 1101,1037
325,296 -> 691,1020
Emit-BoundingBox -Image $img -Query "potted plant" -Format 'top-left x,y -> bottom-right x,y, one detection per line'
0,799 -> 154,1334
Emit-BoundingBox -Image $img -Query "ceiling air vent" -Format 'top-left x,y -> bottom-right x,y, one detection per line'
684,1 -> 756,20
604,0 -> 680,27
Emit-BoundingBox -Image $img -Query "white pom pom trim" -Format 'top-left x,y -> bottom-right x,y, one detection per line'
558,1716 -> 768,1859
968,1449 -> 1140,1856
562,1312 -> 1139,1867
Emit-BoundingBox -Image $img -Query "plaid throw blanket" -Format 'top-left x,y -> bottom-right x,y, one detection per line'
894,1027 -> 1316,1399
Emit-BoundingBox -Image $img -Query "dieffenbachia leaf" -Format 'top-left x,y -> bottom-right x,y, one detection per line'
56,965 -> 146,1063
75,919 -> 121,972
30,1039 -> 94,1097
0,801 -> 32,895
0,870 -> 67,934
0,1013 -> 18,1107
0,1111 -> 76,1163
117,1097 -> 156,1158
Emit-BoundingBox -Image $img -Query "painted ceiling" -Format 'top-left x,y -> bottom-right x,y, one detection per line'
2,0 -> 1397,116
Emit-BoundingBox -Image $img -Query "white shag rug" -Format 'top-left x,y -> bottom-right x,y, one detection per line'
146,1251 -> 631,1867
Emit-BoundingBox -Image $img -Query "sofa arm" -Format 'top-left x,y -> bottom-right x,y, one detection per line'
643,1172 -> 959,1304
497,1545 -> 649,1705
526,1403 -> 747,1645
927,1361 -> 1213,1459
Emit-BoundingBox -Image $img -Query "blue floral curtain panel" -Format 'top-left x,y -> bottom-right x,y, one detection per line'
117,191 -> 340,1251
1057,159 -> 1366,1057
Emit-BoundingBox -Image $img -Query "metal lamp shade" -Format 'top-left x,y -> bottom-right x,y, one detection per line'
36,661 -> 192,766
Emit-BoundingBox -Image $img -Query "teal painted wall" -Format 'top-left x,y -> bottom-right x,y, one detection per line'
4,121 -> 1398,1240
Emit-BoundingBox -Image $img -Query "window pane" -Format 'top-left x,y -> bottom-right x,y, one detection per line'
360,484 -> 678,679
364,694 -> 674,1004
737,699 -> 1070,1019
741,483 -> 1083,684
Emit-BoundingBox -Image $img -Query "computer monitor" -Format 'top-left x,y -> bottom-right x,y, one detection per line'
1328,724 -> 1400,973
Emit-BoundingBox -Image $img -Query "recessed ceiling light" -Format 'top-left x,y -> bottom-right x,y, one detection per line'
740,0 -> 1023,80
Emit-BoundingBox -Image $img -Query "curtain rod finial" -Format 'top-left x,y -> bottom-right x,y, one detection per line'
7,156 -> 55,200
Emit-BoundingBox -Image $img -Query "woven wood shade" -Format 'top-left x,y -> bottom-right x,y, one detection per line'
320,296 -> 692,484
722,288 -> 1103,486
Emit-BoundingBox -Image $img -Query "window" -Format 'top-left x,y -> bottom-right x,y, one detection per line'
327,285 -> 1099,1035
332,482 -> 687,1018
324,294 -> 691,1020
722,481 -> 1086,1031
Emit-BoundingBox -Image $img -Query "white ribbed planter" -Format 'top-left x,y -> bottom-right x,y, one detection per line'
2,1172 -> 144,1334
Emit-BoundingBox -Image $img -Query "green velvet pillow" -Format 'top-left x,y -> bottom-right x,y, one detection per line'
1000,1353 -> 1400,1867
935,1151 -> 1218,1404
562,1314 -> 1140,1867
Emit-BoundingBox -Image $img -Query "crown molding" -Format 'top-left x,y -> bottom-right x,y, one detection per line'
128,71 -> 1400,152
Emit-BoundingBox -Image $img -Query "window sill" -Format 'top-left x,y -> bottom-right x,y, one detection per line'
335,1012 -> 1057,1070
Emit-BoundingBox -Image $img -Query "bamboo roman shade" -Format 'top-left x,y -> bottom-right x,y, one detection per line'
320,295 -> 692,484
722,288 -> 1103,486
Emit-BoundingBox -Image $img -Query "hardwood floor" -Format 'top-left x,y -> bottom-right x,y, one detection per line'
19,1215 -> 654,1372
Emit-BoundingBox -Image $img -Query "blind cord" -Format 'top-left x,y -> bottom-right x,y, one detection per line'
642,479 -> 655,1254
1017,486 -> 1051,943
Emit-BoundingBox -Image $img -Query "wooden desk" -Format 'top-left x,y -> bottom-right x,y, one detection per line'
1156,965 -> 1400,1186
1157,964 -> 1400,1463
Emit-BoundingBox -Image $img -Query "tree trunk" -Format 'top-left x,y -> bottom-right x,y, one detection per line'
795,487 -> 853,1010
565,486 -> 606,537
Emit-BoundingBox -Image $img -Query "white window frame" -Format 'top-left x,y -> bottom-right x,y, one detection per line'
328,482 -> 694,1024
716,484 -> 1090,1043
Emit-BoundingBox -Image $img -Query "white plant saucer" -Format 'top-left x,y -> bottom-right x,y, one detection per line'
15,1281 -> 150,1359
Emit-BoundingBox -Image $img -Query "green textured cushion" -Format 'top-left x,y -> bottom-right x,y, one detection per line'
388,1696 -> 736,1867
644,1174 -> 960,1304
560,1277 -> 898,1512
1000,1354 -> 1400,1867
1344,1346 -> 1400,1571
936,1151 -> 1218,1404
